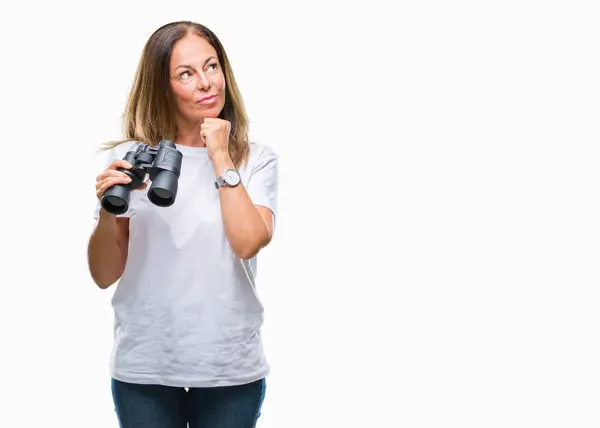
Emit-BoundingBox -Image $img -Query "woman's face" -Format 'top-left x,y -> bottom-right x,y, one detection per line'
169,33 -> 226,122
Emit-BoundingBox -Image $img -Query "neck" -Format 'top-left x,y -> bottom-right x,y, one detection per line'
174,116 -> 205,147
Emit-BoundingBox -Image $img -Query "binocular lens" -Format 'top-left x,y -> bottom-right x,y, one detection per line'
101,184 -> 130,215
147,170 -> 178,207
148,188 -> 174,206
104,196 -> 126,210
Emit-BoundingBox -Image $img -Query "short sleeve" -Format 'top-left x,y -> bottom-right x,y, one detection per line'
246,147 -> 278,219
93,146 -> 135,219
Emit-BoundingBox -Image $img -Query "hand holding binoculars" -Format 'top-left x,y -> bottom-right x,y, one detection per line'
100,140 -> 183,215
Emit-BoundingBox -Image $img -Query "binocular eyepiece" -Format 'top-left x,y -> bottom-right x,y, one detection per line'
100,140 -> 183,215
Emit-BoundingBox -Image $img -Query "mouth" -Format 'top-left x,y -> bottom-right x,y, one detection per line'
197,95 -> 217,104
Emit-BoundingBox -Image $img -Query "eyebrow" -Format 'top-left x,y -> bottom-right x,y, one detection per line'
175,56 -> 217,71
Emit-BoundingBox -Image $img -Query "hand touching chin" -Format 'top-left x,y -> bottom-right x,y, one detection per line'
200,118 -> 232,164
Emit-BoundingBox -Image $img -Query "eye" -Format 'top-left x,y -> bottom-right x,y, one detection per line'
179,70 -> 192,79
207,63 -> 219,72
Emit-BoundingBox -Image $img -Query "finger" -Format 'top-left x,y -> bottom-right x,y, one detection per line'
201,120 -> 216,131
97,176 -> 131,196
97,178 -> 115,197
97,160 -> 133,181
101,177 -> 121,194
109,160 -> 133,170
97,169 -> 131,182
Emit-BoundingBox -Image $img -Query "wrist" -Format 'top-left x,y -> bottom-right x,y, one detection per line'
98,208 -> 118,226
211,151 -> 234,175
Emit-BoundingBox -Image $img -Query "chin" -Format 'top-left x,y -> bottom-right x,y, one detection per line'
202,111 -> 221,119
197,106 -> 224,119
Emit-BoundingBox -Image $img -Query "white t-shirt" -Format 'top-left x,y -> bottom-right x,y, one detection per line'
93,140 -> 278,388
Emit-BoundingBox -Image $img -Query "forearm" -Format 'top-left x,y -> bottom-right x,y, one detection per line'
87,211 -> 126,288
213,154 -> 270,259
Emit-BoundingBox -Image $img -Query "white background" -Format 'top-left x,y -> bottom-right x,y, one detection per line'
0,1 -> 598,427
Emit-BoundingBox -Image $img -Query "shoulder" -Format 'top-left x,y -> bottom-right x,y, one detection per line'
239,142 -> 278,180
247,142 -> 278,167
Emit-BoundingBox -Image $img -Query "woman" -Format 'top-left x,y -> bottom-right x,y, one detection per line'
87,21 -> 277,428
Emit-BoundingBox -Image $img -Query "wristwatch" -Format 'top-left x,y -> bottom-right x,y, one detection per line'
215,169 -> 241,188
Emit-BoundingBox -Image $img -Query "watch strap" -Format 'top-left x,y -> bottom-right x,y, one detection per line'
214,175 -> 226,188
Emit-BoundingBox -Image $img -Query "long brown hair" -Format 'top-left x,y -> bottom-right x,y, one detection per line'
104,21 -> 250,168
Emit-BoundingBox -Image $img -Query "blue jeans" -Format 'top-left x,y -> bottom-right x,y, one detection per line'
111,377 -> 266,428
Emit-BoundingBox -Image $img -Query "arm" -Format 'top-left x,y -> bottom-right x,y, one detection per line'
87,210 -> 130,289
213,153 -> 274,259
201,118 -> 278,259
87,148 -> 141,289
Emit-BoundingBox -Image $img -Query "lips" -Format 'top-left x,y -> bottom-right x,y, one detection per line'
197,95 -> 217,103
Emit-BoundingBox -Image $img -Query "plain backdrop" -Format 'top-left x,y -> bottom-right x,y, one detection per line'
0,1 -> 599,427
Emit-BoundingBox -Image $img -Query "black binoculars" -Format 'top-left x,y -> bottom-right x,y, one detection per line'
100,140 -> 183,215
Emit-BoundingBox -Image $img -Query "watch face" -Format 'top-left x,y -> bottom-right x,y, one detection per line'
224,169 -> 241,186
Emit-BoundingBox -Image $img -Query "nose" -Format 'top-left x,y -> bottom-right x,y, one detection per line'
196,72 -> 211,90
